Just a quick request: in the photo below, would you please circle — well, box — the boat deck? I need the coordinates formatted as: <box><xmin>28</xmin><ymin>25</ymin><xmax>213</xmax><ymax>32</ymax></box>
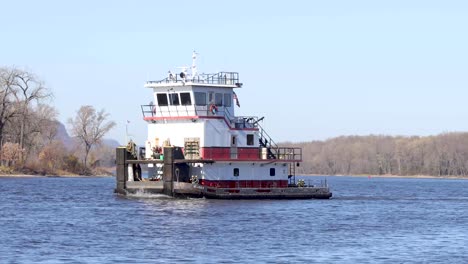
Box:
<box><xmin>124</xmin><ymin>181</ymin><xmax>331</xmax><ymax>199</ymax></box>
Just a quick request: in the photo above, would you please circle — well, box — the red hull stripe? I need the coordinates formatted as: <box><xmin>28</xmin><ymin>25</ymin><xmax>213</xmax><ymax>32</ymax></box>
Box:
<box><xmin>199</xmin><ymin>179</ymin><xmax>288</xmax><ymax>188</ymax></box>
<box><xmin>200</xmin><ymin>147</ymin><xmax>260</xmax><ymax>160</ymax></box>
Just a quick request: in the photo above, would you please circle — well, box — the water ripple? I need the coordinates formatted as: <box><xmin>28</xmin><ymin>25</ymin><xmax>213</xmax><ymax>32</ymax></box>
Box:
<box><xmin>0</xmin><ymin>176</ymin><xmax>467</xmax><ymax>263</ymax></box>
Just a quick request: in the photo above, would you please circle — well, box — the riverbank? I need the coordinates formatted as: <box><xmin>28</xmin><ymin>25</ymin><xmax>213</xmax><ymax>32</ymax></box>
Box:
<box><xmin>0</xmin><ymin>174</ymin><xmax>114</xmax><ymax>178</ymax></box>
<box><xmin>0</xmin><ymin>167</ymin><xmax>115</xmax><ymax>178</ymax></box>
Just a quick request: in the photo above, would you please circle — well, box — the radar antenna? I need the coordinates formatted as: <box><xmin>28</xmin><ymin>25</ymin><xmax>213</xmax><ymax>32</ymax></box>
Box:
<box><xmin>174</xmin><ymin>51</ymin><xmax>200</xmax><ymax>85</ymax></box>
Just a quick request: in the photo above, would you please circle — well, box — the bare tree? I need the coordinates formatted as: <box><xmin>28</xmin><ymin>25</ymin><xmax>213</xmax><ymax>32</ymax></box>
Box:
<box><xmin>34</xmin><ymin>104</ymin><xmax>59</xmax><ymax>144</ymax></box>
<box><xmin>10</xmin><ymin>68</ymin><xmax>52</xmax><ymax>162</ymax></box>
<box><xmin>0</xmin><ymin>67</ymin><xmax>18</xmax><ymax>148</ymax></box>
<box><xmin>0</xmin><ymin>67</ymin><xmax>53</xmax><ymax>165</ymax></box>
<box><xmin>3</xmin><ymin>103</ymin><xmax>59</xmax><ymax>163</ymax></box>
<box><xmin>68</xmin><ymin>105</ymin><xmax>116</xmax><ymax>171</ymax></box>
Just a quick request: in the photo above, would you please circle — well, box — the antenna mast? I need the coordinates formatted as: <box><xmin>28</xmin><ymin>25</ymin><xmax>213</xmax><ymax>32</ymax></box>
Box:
<box><xmin>191</xmin><ymin>50</ymin><xmax>198</xmax><ymax>78</ymax></box>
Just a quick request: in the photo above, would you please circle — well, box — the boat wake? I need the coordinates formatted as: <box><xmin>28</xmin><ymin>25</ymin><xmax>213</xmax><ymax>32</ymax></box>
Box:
<box><xmin>126</xmin><ymin>190</ymin><xmax>174</xmax><ymax>199</ymax></box>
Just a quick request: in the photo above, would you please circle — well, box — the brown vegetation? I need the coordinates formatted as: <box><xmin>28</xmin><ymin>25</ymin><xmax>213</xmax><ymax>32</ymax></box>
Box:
<box><xmin>0</xmin><ymin>66</ymin><xmax>116</xmax><ymax>176</ymax></box>
<box><xmin>283</xmin><ymin>133</ymin><xmax>468</xmax><ymax>177</ymax></box>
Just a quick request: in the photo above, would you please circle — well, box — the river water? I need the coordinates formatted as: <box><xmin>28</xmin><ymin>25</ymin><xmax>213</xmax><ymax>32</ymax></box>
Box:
<box><xmin>0</xmin><ymin>176</ymin><xmax>467</xmax><ymax>263</ymax></box>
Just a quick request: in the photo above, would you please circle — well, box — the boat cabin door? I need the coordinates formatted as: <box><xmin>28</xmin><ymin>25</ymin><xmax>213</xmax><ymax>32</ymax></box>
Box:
<box><xmin>230</xmin><ymin>135</ymin><xmax>238</xmax><ymax>159</ymax></box>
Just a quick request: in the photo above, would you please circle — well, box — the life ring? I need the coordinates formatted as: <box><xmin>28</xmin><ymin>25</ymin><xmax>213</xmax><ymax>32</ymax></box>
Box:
<box><xmin>209</xmin><ymin>104</ymin><xmax>218</xmax><ymax>115</ymax></box>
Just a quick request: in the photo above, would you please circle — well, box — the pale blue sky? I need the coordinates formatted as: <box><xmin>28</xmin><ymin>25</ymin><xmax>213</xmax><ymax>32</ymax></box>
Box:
<box><xmin>1</xmin><ymin>0</ymin><xmax>467</xmax><ymax>144</ymax></box>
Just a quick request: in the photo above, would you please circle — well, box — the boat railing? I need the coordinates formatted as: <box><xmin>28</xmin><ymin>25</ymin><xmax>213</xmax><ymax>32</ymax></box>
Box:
<box><xmin>200</xmin><ymin>147</ymin><xmax>301</xmax><ymax>161</ymax></box>
<box><xmin>141</xmin><ymin>105</ymin><xmax>258</xmax><ymax>128</ymax></box>
<box><xmin>270</xmin><ymin>147</ymin><xmax>302</xmax><ymax>161</ymax></box>
<box><xmin>202</xmin><ymin>148</ymin><xmax>260</xmax><ymax>160</ymax></box>
<box><xmin>142</xmin><ymin>105</ymin><xmax>214</xmax><ymax>118</ymax></box>
<box><xmin>141</xmin><ymin>104</ymin><xmax>198</xmax><ymax>118</ymax></box>
<box><xmin>256</xmin><ymin>121</ymin><xmax>278</xmax><ymax>149</ymax></box>
<box><xmin>232</xmin><ymin>116</ymin><xmax>260</xmax><ymax>129</ymax></box>
<box><xmin>146</xmin><ymin>72</ymin><xmax>241</xmax><ymax>86</ymax></box>
<box><xmin>141</xmin><ymin>105</ymin><xmax>156</xmax><ymax>118</ymax></box>
<box><xmin>289</xmin><ymin>178</ymin><xmax>328</xmax><ymax>188</ymax></box>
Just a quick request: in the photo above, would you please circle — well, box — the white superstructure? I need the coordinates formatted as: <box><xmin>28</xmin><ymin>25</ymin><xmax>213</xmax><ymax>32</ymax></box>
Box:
<box><xmin>141</xmin><ymin>52</ymin><xmax>302</xmax><ymax>190</ymax></box>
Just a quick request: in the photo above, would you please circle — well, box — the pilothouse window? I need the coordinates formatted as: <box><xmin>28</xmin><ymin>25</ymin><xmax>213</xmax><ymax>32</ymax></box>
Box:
<box><xmin>215</xmin><ymin>93</ymin><xmax>223</xmax><ymax>106</ymax></box>
<box><xmin>156</xmin><ymin>93</ymin><xmax>168</xmax><ymax>106</ymax></box>
<box><xmin>194</xmin><ymin>92</ymin><xmax>207</xmax><ymax>106</ymax></box>
<box><xmin>180</xmin><ymin>93</ymin><xmax>192</xmax><ymax>105</ymax></box>
<box><xmin>169</xmin><ymin>93</ymin><xmax>180</xmax><ymax>105</ymax></box>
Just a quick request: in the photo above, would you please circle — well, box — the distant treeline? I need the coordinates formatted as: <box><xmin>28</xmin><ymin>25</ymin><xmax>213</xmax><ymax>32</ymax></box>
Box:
<box><xmin>283</xmin><ymin>133</ymin><xmax>468</xmax><ymax>177</ymax></box>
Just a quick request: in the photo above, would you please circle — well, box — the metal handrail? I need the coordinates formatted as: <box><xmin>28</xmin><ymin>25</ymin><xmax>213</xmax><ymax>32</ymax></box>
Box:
<box><xmin>141</xmin><ymin>105</ymin><xmax>259</xmax><ymax>128</ymax></box>
<box><xmin>201</xmin><ymin>147</ymin><xmax>301</xmax><ymax>161</ymax></box>
<box><xmin>141</xmin><ymin>104</ymin><xmax>202</xmax><ymax>118</ymax></box>
<box><xmin>256</xmin><ymin>120</ymin><xmax>278</xmax><ymax>149</ymax></box>
<box><xmin>273</xmin><ymin>147</ymin><xmax>302</xmax><ymax>161</ymax></box>
<box><xmin>146</xmin><ymin>72</ymin><xmax>240</xmax><ymax>86</ymax></box>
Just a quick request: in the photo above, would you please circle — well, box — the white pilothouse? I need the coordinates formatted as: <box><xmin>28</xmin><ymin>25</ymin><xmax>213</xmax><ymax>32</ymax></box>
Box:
<box><xmin>115</xmin><ymin>52</ymin><xmax>331</xmax><ymax>199</ymax></box>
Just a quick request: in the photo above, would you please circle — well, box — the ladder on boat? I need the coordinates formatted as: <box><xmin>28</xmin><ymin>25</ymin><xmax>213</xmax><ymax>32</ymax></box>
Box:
<box><xmin>288</xmin><ymin>162</ymin><xmax>296</xmax><ymax>185</ymax></box>
<box><xmin>257</xmin><ymin>121</ymin><xmax>278</xmax><ymax>159</ymax></box>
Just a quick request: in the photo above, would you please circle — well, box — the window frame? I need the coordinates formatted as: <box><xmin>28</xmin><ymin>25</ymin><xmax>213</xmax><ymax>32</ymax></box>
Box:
<box><xmin>215</xmin><ymin>93</ymin><xmax>223</xmax><ymax>106</ymax></box>
<box><xmin>270</xmin><ymin>168</ymin><xmax>275</xmax><ymax>176</ymax></box>
<box><xmin>247</xmin><ymin>134</ymin><xmax>254</xmax><ymax>146</ymax></box>
<box><xmin>194</xmin><ymin>92</ymin><xmax>207</xmax><ymax>106</ymax></box>
<box><xmin>156</xmin><ymin>93</ymin><xmax>169</xmax><ymax>106</ymax></box>
<box><xmin>169</xmin><ymin>93</ymin><xmax>180</xmax><ymax>106</ymax></box>
<box><xmin>180</xmin><ymin>92</ymin><xmax>192</xmax><ymax>105</ymax></box>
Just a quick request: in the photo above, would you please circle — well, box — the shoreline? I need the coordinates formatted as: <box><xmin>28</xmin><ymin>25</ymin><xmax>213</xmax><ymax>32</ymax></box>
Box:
<box><xmin>2</xmin><ymin>174</ymin><xmax>465</xmax><ymax>179</ymax></box>
<box><xmin>0</xmin><ymin>174</ymin><xmax>114</xmax><ymax>178</ymax></box>
<box><xmin>0</xmin><ymin>167</ymin><xmax>115</xmax><ymax>178</ymax></box>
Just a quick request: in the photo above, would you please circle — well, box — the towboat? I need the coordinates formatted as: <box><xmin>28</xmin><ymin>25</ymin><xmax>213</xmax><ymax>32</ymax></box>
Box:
<box><xmin>115</xmin><ymin>52</ymin><xmax>332</xmax><ymax>199</ymax></box>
